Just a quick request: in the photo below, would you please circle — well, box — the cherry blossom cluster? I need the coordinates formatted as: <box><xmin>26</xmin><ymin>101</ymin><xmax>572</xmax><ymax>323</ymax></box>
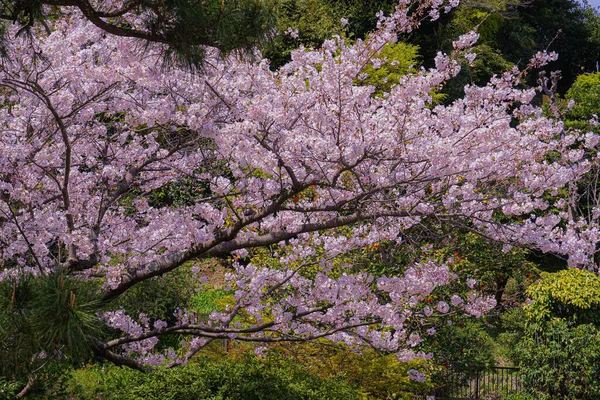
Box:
<box><xmin>99</xmin><ymin>260</ymin><xmax>493</xmax><ymax>366</ymax></box>
<box><xmin>0</xmin><ymin>0</ymin><xmax>597</xmax><ymax>370</ymax></box>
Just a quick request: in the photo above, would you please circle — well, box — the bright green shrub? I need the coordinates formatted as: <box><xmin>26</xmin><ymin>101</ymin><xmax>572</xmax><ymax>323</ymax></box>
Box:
<box><xmin>524</xmin><ymin>268</ymin><xmax>600</xmax><ymax>324</ymax></box>
<box><xmin>356</xmin><ymin>42</ymin><xmax>421</xmax><ymax>97</ymax></box>
<box><xmin>566</xmin><ymin>72</ymin><xmax>600</xmax><ymax>122</ymax></box>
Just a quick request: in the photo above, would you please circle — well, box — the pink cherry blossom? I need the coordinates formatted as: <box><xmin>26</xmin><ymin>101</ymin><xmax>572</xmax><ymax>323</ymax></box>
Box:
<box><xmin>0</xmin><ymin>0</ymin><xmax>596</xmax><ymax>369</ymax></box>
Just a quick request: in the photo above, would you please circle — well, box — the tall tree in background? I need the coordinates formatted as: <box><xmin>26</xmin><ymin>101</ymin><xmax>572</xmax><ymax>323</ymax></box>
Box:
<box><xmin>410</xmin><ymin>0</ymin><xmax>600</xmax><ymax>95</ymax></box>
<box><xmin>514</xmin><ymin>0</ymin><xmax>600</xmax><ymax>92</ymax></box>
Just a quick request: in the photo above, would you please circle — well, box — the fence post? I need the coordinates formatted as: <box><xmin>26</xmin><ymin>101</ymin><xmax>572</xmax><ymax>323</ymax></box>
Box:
<box><xmin>475</xmin><ymin>369</ymin><xmax>480</xmax><ymax>399</ymax></box>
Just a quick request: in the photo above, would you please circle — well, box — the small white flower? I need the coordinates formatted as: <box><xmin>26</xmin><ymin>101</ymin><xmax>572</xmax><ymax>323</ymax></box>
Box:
<box><xmin>465</xmin><ymin>52</ymin><xmax>477</xmax><ymax>64</ymax></box>
<box><xmin>466</xmin><ymin>278</ymin><xmax>478</xmax><ymax>289</ymax></box>
<box><xmin>408</xmin><ymin>369</ymin><xmax>427</xmax><ymax>382</ymax></box>
<box><xmin>285</xmin><ymin>27</ymin><xmax>299</xmax><ymax>39</ymax></box>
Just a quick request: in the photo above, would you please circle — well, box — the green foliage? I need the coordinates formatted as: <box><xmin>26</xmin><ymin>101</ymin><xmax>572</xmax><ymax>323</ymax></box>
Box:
<box><xmin>499</xmin><ymin>270</ymin><xmax>600</xmax><ymax>399</ymax></box>
<box><xmin>148</xmin><ymin>176</ymin><xmax>212</xmax><ymax>208</ymax></box>
<box><xmin>0</xmin><ymin>0</ymin><xmax>44</xmax><ymax>35</ymax></box>
<box><xmin>517</xmin><ymin>319</ymin><xmax>600</xmax><ymax>400</ymax></box>
<box><xmin>495</xmin><ymin>307</ymin><xmax>527</xmax><ymax>363</ymax></box>
<box><xmin>54</xmin><ymin>356</ymin><xmax>360</xmax><ymax>400</ymax></box>
<box><xmin>411</xmin><ymin>1</ymin><xmax>522</xmax><ymax>64</ymax></box>
<box><xmin>366</xmin><ymin>230</ymin><xmax>538</xmax><ymax>308</ymax></box>
<box><xmin>356</xmin><ymin>42</ymin><xmax>421</xmax><ymax>97</ymax></box>
<box><xmin>0</xmin><ymin>378</ymin><xmax>20</xmax><ymax>400</ymax></box>
<box><xmin>427</xmin><ymin>320</ymin><xmax>496</xmax><ymax>380</ymax></box>
<box><xmin>112</xmin><ymin>262</ymin><xmax>200</xmax><ymax>323</ymax></box>
<box><xmin>160</xmin><ymin>0</ymin><xmax>276</xmax><ymax>67</ymax></box>
<box><xmin>335</xmin><ymin>353</ymin><xmax>431</xmax><ymax>399</ymax></box>
<box><xmin>504</xmin><ymin>393</ymin><xmax>536</xmax><ymax>400</ymax></box>
<box><xmin>263</xmin><ymin>0</ymin><xmax>409</xmax><ymax>71</ymax></box>
<box><xmin>29</xmin><ymin>273</ymin><xmax>102</xmax><ymax>358</ymax></box>
<box><xmin>268</xmin><ymin>342</ymin><xmax>433</xmax><ymax>399</ymax></box>
<box><xmin>337</xmin><ymin>0</ymin><xmax>397</xmax><ymax>37</ymax></box>
<box><xmin>565</xmin><ymin>72</ymin><xmax>600</xmax><ymax>122</ymax></box>
<box><xmin>370</xmin><ymin>231</ymin><xmax>536</xmax><ymax>299</ymax></box>
<box><xmin>190</xmin><ymin>288</ymin><xmax>232</xmax><ymax>315</ymax></box>
<box><xmin>411</xmin><ymin>0</ymin><xmax>600</xmax><ymax>94</ymax></box>
<box><xmin>263</xmin><ymin>0</ymin><xmax>347</xmax><ymax>69</ymax></box>
<box><xmin>0</xmin><ymin>272</ymin><xmax>102</xmax><ymax>383</ymax></box>
<box><xmin>524</xmin><ymin>268</ymin><xmax>600</xmax><ymax>324</ymax></box>
<box><xmin>464</xmin><ymin>44</ymin><xmax>514</xmax><ymax>83</ymax></box>
<box><xmin>516</xmin><ymin>0</ymin><xmax>600</xmax><ymax>93</ymax></box>
<box><xmin>449</xmin><ymin>233</ymin><xmax>536</xmax><ymax>307</ymax></box>
<box><xmin>439</xmin><ymin>44</ymin><xmax>514</xmax><ymax>102</ymax></box>
<box><xmin>42</xmin><ymin>363</ymin><xmax>143</xmax><ymax>399</ymax></box>
<box><xmin>448</xmin><ymin>1</ymin><xmax>515</xmax><ymax>42</ymax></box>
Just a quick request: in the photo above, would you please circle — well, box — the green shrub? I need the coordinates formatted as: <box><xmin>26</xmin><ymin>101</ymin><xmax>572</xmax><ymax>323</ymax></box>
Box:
<box><xmin>56</xmin><ymin>355</ymin><xmax>360</xmax><ymax>400</ymax></box>
<box><xmin>504</xmin><ymin>392</ymin><xmax>536</xmax><ymax>400</ymax></box>
<box><xmin>264</xmin><ymin>342</ymin><xmax>433</xmax><ymax>399</ymax></box>
<box><xmin>524</xmin><ymin>268</ymin><xmax>600</xmax><ymax>325</ymax></box>
<box><xmin>111</xmin><ymin>262</ymin><xmax>200</xmax><ymax>323</ymax></box>
<box><xmin>0</xmin><ymin>378</ymin><xmax>20</xmax><ymax>400</ymax></box>
<box><xmin>516</xmin><ymin>319</ymin><xmax>600</xmax><ymax>400</ymax></box>
<box><xmin>566</xmin><ymin>72</ymin><xmax>600</xmax><ymax>122</ymax></box>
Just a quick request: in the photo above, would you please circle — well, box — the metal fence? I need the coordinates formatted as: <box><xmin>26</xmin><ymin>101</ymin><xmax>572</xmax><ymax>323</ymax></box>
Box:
<box><xmin>431</xmin><ymin>367</ymin><xmax>522</xmax><ymax>399</ymax></box>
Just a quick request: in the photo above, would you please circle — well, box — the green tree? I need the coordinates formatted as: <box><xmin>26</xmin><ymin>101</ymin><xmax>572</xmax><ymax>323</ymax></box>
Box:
<box><xmin>514</xmin><ymin>0</ymin><xmax>600</xmax><ymax>93</ymax></box>
<box><xmin>517</xmin><ymin>320</ymin><xmax>600</xmax><ymax>400</ymax></box>
<box><xmin>411</xmin><ymin>0</ymin><xmax>600</xmax><ymax>96</ymax></box>
<box><xmin>524</xmin><ymin>268</ymin><xmax>600</xmax><ymax>325</ymax></box>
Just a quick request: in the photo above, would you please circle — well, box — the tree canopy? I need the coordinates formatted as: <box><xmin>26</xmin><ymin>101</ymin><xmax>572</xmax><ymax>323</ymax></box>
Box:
<box><xmin>0</xmin><ymin>0</ymin><xmax>275</xmax><ymax>66</ymax></box>
<box><xmin>1</xmin><ymin>0</ymin><xmax>600</xmax><ymax>396</ymax></box>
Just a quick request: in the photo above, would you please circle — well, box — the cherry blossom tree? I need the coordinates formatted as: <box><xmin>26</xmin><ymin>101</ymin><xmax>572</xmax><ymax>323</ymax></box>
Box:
<box><xmin>0</xmin><ymin>0</ymin><xmax>597</xmax><ymax>374</ymax></box>
<box><xmin>0</xmin><ymin>0</ymin><xmax>274</xmax><ymax>66</ymax></box>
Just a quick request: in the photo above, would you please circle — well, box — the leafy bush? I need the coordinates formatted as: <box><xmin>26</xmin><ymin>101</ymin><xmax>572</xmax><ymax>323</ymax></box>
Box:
<box><xmin>432</xmin><ymin>319</ymin><xmax>495</xmax><ymax>374</ymax></box>
<box><xmin>503</xmin><ymin>393</ymin><xmax>536</xmax><ymax>400</ymax></box>
<box><xmin>55</xmin><ymin>355</ymin><xmax>360</xmax><ymax>400</ymax></box>
<box><xmin>501</xmin><ymin>269</ymin><xmax>600</xmax><ymax>399</ymax></box>
<box><xmin>524</xmin><ymin>268</ymin><xmax>600</xmax><ymax>324</ymax></box>
<box><xmin>427</xmin><ymin>319</ymin><xmax>496</xmax><ymax>395</ymax></box>
<box><xmin>112</xmin><ymin>262</ymin><xmax>201</xmax><ymax>324</ymax></box>
<box><xmin>517</xmin><ymin>320</ymin><xmax>600</xmax><ymax>400</ymax></box>
<box><xmin>566</xmin><ymin>72</ymin><xmax>600</xmax><ymax>122</ymax></box>
<box><xmin>356</xmin><ymin>42</ymin><xmax>422</xmax><ymax>97</ymax></box>
<box><xmin>0</xmin><ymin>378</ymin><xmax>20</xmax><ymax>400</ymax></box>
<box><xmin>264</xmin><ymin>342</ymin><xmax>433</xmax><ymax>399</ymax></box>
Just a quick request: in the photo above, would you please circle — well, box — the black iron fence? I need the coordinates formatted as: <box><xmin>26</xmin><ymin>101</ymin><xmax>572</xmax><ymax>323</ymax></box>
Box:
<box><xmin>431</xmin><ymin>366</ymin><xmax>522</xmax><ymax>399</ymax></box>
